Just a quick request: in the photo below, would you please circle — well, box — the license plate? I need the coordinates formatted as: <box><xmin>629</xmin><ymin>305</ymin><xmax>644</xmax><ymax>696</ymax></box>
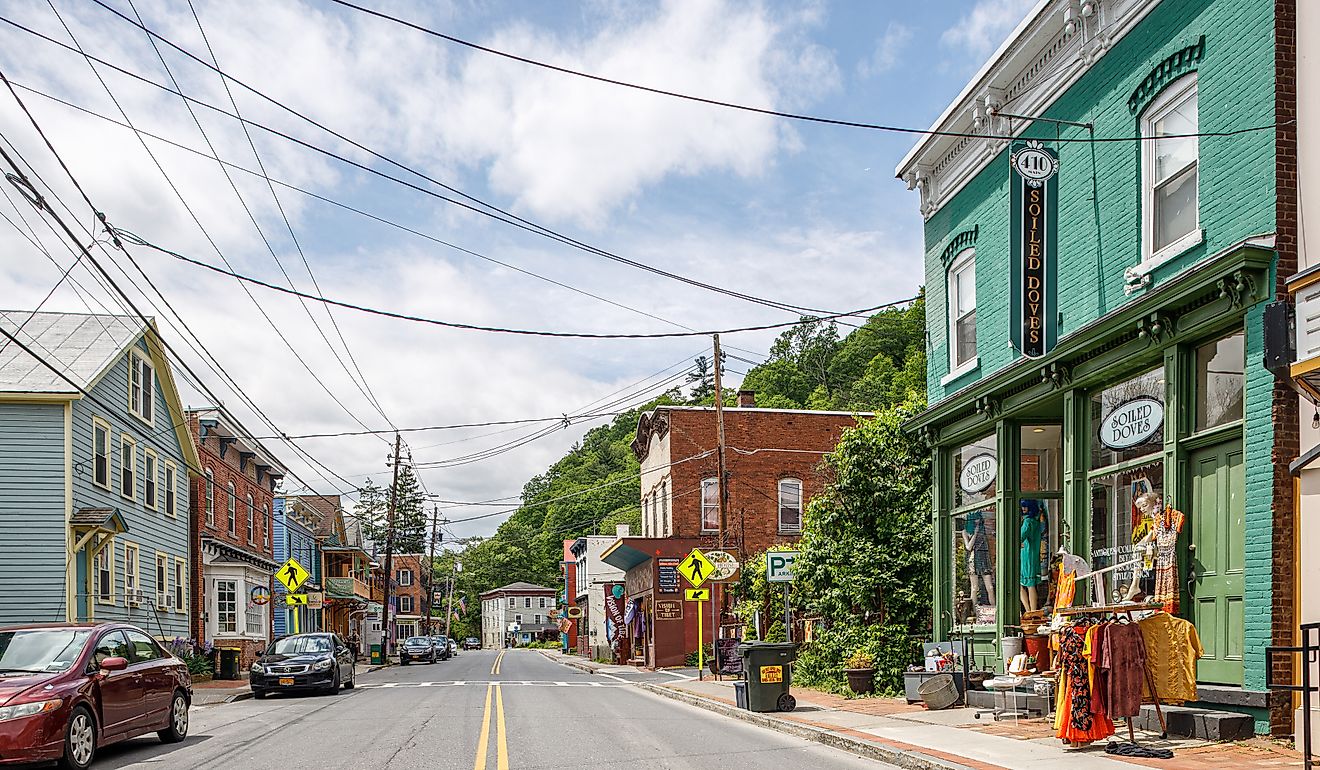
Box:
<box><xmin>279</xmin><ymin>677</ymin><xmax>295</xmax><ymax>686</ymax></box>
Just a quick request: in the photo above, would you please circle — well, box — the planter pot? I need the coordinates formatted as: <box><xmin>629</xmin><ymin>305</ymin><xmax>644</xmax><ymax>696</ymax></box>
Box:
<box><xmin>845</xmin><ymin>667</ymin><xmax>875</xmax><ymax>694</ymax></box>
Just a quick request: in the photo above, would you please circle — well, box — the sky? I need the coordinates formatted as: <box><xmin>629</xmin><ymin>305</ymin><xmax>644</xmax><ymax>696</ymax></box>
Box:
<box><xmin>0</xmin><ymin>0</ymin><xmax>1036</xmax><ymax>542</ymax></box>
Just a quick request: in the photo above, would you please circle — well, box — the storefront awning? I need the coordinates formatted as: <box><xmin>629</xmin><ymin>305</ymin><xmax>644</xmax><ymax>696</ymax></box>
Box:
<box><xmin>1291</xmin><ymin>441</ymin><xmax>1320</xmax><ymax>476</ymax></box>
<box><xmin>601</xmin><ymin>541</ymin><xmax>651</xmax><ymax>571</ymax></box>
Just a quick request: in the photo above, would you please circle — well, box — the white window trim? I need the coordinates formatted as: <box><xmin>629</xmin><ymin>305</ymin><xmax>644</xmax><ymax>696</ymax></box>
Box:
<box><xmin>95</xmin><ymin>540</ymin><xmax>115</xmax><ymax>605</ymax></box>
<box><xmin>204</xmin><ymin>468</ymin><xmax>215</xmax><ymax>525</ymax></box>
<box><xmin>143</xmin><ymin>448</ymin><xmax>158</xmax><ymax>510</ymax></box>
<box><xmin>92</xmin><ymin>417</ymin><xmax>112</xmax><ymax>490</ymax></box>
<box><xmin>127</xmin><ymin>349</ymin><xmax>155</xmax><ymax>425</ymax></box>
<box><xmin>399</xmin><ymin>595</ymin><xmax>414</xmax><ymax>614</ymax></box>
<box><xmin>399</xmin><ymin>569</ymin><xmax>413</xmax><ymax>586</ymax></box>
<box><xmin>119</xmin><ymin>435</ymin><xmax>137</xmax><ymax>501</ymax></box>
<box><xmin>155</xmin><ymin>552</ymin><xmax>169</xmax><ymax>611</ymax></box>
<box><xmin>946</xmin><ymin>248</ymin><xmax>978</xmax><ymax>380</ymax></box>
<box><xmin>1136</xmin><ymin>72</ymin><xmax>1202</xmax><ymax>278</ymax></box>
<box><xmin>163</xmin><ymin>461</ymin><xmax>178</xmax><ymax>518</ymax></box>
<box><xmin>700</xmin><ymin>477</ymin><xmax>720</xmax><ymax>531</ymax></box>
<box><xmin>215</xmin><ymin>578</ymin><xmax>238</xmax><ymax>635</ymax></box>
<box><xmin>123</xmin><ymin>542</ymin><xmax>140</xmax><ymax>605</ymax></box>
<box><xmin>227</xmin><ymin>482</ymin><xmax>237</xmax><ymax>535</ymax></box>
<box><xmin>174</xmin><ymin>559</ymin><xmax>187</xmax><ymax>615</ymax></box>
<box><xmin>247</xmin><ymin>493</ymin><xmax>256</xmax><ymax>543</ymax></box>
<box><xmin>778</xmin><ymin>478</ymin><xmax>804</xmax><ymax>533</ymax></box>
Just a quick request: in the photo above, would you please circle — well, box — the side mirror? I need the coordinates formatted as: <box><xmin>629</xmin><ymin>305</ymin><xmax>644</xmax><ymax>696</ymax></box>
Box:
<box><xmin>99</xmin><ymin>657</ymin><xmax>129</xmax><ymax>672</ymax></box>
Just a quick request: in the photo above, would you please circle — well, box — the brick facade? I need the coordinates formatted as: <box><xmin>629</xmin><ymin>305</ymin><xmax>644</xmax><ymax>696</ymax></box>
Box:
<box><xmin>389</xmin><ymin>553</ymin><xmax>429</xmax><ymax>640</ymax></box>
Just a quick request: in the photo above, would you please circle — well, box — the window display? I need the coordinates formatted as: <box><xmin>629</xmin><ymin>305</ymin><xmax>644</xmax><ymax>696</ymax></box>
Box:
<box><xmin>952</xmin><ymin>435</ymin><xmax>997</xmax><ymax>626</ymax></box>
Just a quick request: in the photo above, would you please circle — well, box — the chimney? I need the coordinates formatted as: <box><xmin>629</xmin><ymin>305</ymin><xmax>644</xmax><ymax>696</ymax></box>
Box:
<box><xmin>616</xmin><ymin>524</ymin><xmax>631</xmax><ymax>537</ymax></box>
<box><xmin>737</xmin><ymin>390</ymin><xmax>756</xmax><ymax>408</ymax></box>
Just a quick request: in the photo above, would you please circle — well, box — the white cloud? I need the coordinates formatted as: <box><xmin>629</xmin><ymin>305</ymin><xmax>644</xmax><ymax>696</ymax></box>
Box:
<box><xmin>857</xmin><ymin>22</ymin><xmax>912</xmax><ymax>79</ymax></box>
<box><xmin>940</xmin><ymin>0</ymin><xmax>1037</xmax><ymax>59</ymax></box>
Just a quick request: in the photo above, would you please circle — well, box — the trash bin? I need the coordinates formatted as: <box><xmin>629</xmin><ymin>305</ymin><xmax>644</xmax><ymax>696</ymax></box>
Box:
<box><xmin>370</xmin><ymin>644</ymin><xmax>382</xmax><ymax>665</ymax></box>
<box><xmin>218</xmin><ymin>648</ymin><xmax>241</xmax><ymax>680</ymax></box>
<box><xmin>733</xmin><ymin>681</ymin><xmax>749</xmax><ymax>710</ymax></box>
<box><xmin>736</xmin><ymin>641</ymin><xmax>797</xmax><ymax>712</ymax></box>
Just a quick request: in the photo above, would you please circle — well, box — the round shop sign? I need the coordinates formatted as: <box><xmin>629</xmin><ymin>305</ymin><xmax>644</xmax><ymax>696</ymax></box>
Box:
<box><xmin>958</xmin><ymin>453</ymin><xmax>998</xmax><ymax>495</ymax></box>
<box><xmin>1099</xmin><ymin>397</ymin><xmax>1164</xmax><ymax>450</ymax></box>
<box><xmin>705</xmin><ymin>551</ymin><xmax>740</xmax><ymax>582</ymax></box>
<box><xmin>1012</xmin><ymin>142</ymin><xmax>1059</xmax><ymax>185</ymax></box>
<box><xmin>249</xmin><ymin>586</ymin><xmax>270</xmax><ymax>606</ymax></box>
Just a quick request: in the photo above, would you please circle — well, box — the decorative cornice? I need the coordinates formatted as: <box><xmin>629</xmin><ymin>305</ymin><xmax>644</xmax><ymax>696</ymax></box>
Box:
<box><xmin>940</xmin><ymin>226</ymin><xmax>980</xmax><ymax>265</ymax></box>
<box><xmin>1128</xmin><ymin>36</ymin><xmax>1205</xmax><ymax>115</ymax></box>
<box><xmin>631</xmin><ymin>410</ymin><xmax>671</xmax><ymax>462</ymax></box>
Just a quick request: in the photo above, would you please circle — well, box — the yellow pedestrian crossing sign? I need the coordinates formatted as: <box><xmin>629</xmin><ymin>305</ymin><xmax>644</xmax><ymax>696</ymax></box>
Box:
<box><xmin>276</xmin><ymin>558</ymin><xmax>310</xmax><ymax>593</ymax></box>
<box><xmin>678</xmin><ymin>548</ymin><xmax>714</xmax><ymax>589</ymax></box>
<box><xmin>685</xmin><ymin>588</ymin><xmax>709</xmax><ymax>601</ymax></box>
<box><xmin>286</xmin><ymin>593</ymin><xmax>308</xmax><ymax>606</ymax></box>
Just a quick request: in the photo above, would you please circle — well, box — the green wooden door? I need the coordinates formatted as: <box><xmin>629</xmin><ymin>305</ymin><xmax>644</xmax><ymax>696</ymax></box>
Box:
<box><xmin>1187</xmin><ymin>441</ymin><xmax>1245</xmax><ymax>685</ymax></box>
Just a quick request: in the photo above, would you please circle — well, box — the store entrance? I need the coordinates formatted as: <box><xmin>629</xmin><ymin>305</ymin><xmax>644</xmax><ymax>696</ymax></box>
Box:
<box><xmin>1187</xmin><ymin>440</ymin><xmax>1244</xmax><ymax>685</ymax></box>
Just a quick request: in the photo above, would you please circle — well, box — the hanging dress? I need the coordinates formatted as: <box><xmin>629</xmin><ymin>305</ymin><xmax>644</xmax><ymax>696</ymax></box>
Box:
<box><xmin>1153</xmin><ymin>507</ymin><xmax>1185</xmax><ymax>614</ymax></box>
<box><xmin>1055</xmin><ymin>623</ymin><xmax>1115</xmax><ymax>745</ymax></box>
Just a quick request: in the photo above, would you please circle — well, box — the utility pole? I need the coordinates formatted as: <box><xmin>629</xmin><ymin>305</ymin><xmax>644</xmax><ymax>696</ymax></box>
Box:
<box><xmin>379</xmin><ymin>433</ymin><xmax>402</xmax><ymax>661</ymax></box>
<box><xmin>443</xmin><ymin>561</ymin><xmax>460</xmax><ymax>639</ymax></box>
<box><xmin>711</xmin><ymin>334</ymin><xmax>727</xmax><ymax>675</ymax></box>
<box><xmin>426</xmin><ymin>505</ymin><xmax>440</xmax><ymax>633</ymax></box>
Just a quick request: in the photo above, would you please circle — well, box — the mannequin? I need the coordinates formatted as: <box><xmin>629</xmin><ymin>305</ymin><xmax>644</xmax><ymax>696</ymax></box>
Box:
<box><xmin>1122</xmin><ymin>492</ymin><xmax>1160</xmax><ymax>602</ymax></box>
<box><xmin>1019</xmin><ymin>500</ymin><xmax>1044</xmax><ymax>612</ymax></box>
<box><xmin>963</xmin><ymin>510</ymin><xmax>995</xmax><ymax>610</ymax></box>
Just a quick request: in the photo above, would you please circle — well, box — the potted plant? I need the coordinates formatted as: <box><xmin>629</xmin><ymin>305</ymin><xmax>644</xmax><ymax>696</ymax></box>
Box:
<box><xmin>844</xmin><ymin>649</ymin><xmax>876</xmax><ymax>694</ymax></box>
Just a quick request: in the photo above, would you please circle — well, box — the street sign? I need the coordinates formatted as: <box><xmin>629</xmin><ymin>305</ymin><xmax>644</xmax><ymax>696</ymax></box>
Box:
<box><xmin>678</xmin><ymin>548</ymin><xmax>714</xmax><ymax>588</ymax></box>
<box><xmin>286</xmin><ymin>593</ymin><xmax>308</xmax><ymax>606</ymax></box>
<box><xmin>767</xmin><ymin>551</ymin><xmax>800</xmax><ymax>582</ymax></box>
<box><xmin>685</xmin><ymin>588</ymin><xmax>710</xmax><ymax>601</ymax></box>
<box><xmin>306</xmin><ymin>591</ymin><xmax>324</xmax><ymax>610</ymax></box>
<box><xmin>275</xmin><ymin>558</ymin><xmax>310</xmax><ymax>593</ymax></box>
<box><xmin>705</xmin><ymin>550</ymin><xmax>740</xmax><ymax>582</ymax></box>
<box><xmin>566</xmin><ymin>606</ymin><xmax>583</xmax><ymax>619</ymax></box>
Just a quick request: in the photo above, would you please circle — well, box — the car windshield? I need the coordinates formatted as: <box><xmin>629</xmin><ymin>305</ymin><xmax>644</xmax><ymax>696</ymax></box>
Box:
<box><xmin>433</xmin><ymin>636</ymin><xmax>447</xmax><ymax>644</ymax></box>
<box><xmin>0</xmin><ymin>629</ymin><xmax>93</xmax><ymax>674</ymax></box>
<box><xmin>270</xmin><ymin>636</ymin><xmax>331</xmax><ymax>655</ymax></box>
<box><xmin>405</xmin><ymin>637</ymin><xmax>429</xmax><ymax>645</ymax></box>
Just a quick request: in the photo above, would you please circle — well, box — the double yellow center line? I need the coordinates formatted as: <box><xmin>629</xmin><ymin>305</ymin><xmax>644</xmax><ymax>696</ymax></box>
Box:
<box><xmin>474</xmin><ymin>682</ymin><xmax>509</xmax><ymax>770</ymax></box>
<box><xmin>490</xmin><ymin>649</ymin><xmax>505</xmax><ymax>676</ymax></box>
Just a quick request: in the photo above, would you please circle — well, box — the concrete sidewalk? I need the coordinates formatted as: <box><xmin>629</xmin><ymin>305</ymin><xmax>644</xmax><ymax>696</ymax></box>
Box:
<box><xmin>540</xmin><ymin>651</ymin><xmax>1304</xmax><ymax>770</ymax></box>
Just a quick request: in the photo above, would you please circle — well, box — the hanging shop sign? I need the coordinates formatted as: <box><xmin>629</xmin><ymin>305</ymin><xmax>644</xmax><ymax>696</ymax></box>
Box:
<box><xmin>655</xmin><ymin>600</ymin><xmax>683</xmax><ymax>620</ymax></box>
<box><xmin>958</xmin><ymin>453</ymin><xmax>998</xmax><ymax>495</ymax></box>
<box><xmin>1099</xmin><ymin>397</ymin><xmax>1165</xmax><ymax>450</ymax></box>
<box><xmin>705</xmin><ymin>550</ymin><xmax>740</xmax><ymax>582</ymax></box>
<box><xmin>604</xmin><ymin>584</ymin><xmax>626</xmax><ymax>644</ymax></box>
<box><xmin>1010</xmin><ymin>140</ymin><xmax>1059</xmax><ymax>359</ymax></box>
<box><xmin>657</xmin><ymin>558</ymin><xmax>681</xmax><ymax>594</ymax></box>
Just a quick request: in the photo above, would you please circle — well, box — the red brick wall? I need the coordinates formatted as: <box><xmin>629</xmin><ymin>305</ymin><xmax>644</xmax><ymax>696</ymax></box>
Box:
<box><xmin>654</xmin><ymin>408</ymin><xmax>857</xmax><ymax>557</ymax></box>
<box><xmin>390</xmin><ymin>554</ymin><xmax>429</xmax><ymax>630</ymax></box>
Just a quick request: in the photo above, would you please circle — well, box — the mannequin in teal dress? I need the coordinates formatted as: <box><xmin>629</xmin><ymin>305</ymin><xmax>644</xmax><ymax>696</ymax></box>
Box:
<box><xmin>1019</xmin><ymin>499</ymin><xmax>1044</xmax><ymax>612</ymax></box>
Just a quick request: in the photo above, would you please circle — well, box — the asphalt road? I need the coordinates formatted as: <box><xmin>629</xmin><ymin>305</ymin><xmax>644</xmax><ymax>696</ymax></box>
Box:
<box><xmin>79</xmin><ymin>649</ymin><xmax>892</xmax><ymax>769</ymax></box>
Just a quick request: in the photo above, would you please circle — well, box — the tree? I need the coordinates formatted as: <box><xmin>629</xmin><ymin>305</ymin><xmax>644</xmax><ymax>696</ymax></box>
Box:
<box><xmin>684</xmin><ymin>352</ymin><xmax>725</xmax><ymax>403</ymax></box>
<box><xmin>354</xmin><ymin>478</ymin><xmax>388</xmax><ymax>549</ymax></box>
<box><xmin>388</xmin><ymin>465</ymin><xmax>429</xmax><ymax>554</ymax></box>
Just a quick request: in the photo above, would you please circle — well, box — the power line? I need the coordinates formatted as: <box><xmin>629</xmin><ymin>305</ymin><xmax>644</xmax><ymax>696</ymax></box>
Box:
<box><xmin>110</xmin><ymin>228</ymin><xmax>915</xmax><ymax>339</ymax></box>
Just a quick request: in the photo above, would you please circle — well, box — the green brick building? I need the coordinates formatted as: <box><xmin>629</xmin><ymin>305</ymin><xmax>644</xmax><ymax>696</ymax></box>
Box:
<box><xmin>897</xmin><ymin>0</ymin><xmax>1297</xmax><ymax>734</ymax></box>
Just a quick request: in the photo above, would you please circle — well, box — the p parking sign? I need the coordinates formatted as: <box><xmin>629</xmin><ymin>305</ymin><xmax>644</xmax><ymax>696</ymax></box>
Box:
<box><xmin>766</xmin><ymin>551</ymin><xmax>799</xmax><ymax>583</ymax></box>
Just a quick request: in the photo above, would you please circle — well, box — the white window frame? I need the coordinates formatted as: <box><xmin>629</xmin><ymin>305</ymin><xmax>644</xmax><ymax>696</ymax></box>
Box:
<box><xmin>164</xmin><ymin>462</ymin><xmax>177</xmax><ymax>518</ymax></box>
<box><xmin>92</xmin><ymin>418</ymin><xmax>111</xmax><ymax>490</ymax></box>
<box><xmin>263</xmin><ymin>504</ymin><xmax>270</xmax><ymax>549</ymax></box>
<box><xmin>701</xmin><ymin>477</ymin><xmax>719</xmax><ymax>531</ymax></box>
<box><xmin>128</xmin><ymin>350</ymin><xmax>154</xmax><ymax>424</ymax></box>
<box><xmin>216</xmin><ymin>579</ymin><xmax>238</xmax><ymax>634</ymax></box>
<box><xmin>124</xmin><ymin>542</ymin><xmax>140</xmax><ymax>605</ymax></box>
<box><xmin>245</xmin><ymin>581</ymin><xmax>264</xmax><ymax>634</ymax></box>
<box><xmin>945</xmin><ymin>248</ymin><xmax>978</xmax><ymax>382</ymax></box>
<box><xmin>660</xmin><ymin>480</ymin><xmax>669</xmax><ymax>536</ymax></box>
<box><xmin>119</xmin><ymin>435</ymin><xmax>136</xmax><ymax>501</ymax></box>
<box><xmin>399</xmin><ymin>569</ymin><xmax>413</xmax><ymax>586</ymax></box>
<box><xmin>778</xmin><ymin>478</ymin><xmax>803</xmax><ymax>533</ymax></box>
<box><xmin>204</xmin><ymin>468</ymin><xmax>215</xmax><ymax>525</ymax></box>
<box><xmin>95</xmin><ymin>541</ymin><xmax>115</xmax><ymax>605</ymax></box>
<box><xmin>1139</xmin><ymin>72</ymin><xmax>1202</xmax><ymax>271</ymax></box>
<box><xmin>156</xmin><ymin>552</ymin><xmax>169</xmax><ymax>610</ymax></box>
<box><xmin>227</xmin><ymin>482</ymin><xmax>237</xmax><ymax>535</ymax></box>
<box><xmin>246</xmin><ymin>493</ymin><xmax>256</xmax><ymax>543</ymax></box>
<box><xmin>539</xmin><ymin>597</ymin><xmax>546</xmax><ymax>608</ymax></box>
<box><xmin>508</xmin><ymin>597</ymin><xmax>515</xmax><ymax>608</ymax></box>
<box><xmin>143</xmin><ymin>449</ymin><xmax>158</xmax><ymax>510</ymax></box>
<box><xmin>174</xmin><ymin>559</ymin><xmax>186</xmax><ymax>615</ymax></box>
<box><xmin>642</xmin><ymin>495</ymin><xmax>651</xmax><ymax>536</ymax></box>
<box><xmin>399</xmin><ymin>595</ymin><xmax>414</xmax><ymax>614</ymax></box>
<box><xmin>534</xmin><ymin>614</ymin><xmax>542</xmax><ymax>624</ymax></box>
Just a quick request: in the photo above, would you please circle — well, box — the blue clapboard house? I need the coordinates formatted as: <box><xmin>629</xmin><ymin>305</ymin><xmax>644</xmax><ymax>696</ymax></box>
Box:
<box><xmin>0</xmin><ymin>311</ymin><xmax>199</xmax><ymax>638</ymax></box>
<box><xmin>273</xmin><ymin>496</ymin><xmax>323</xmax><ymax>635</ymax></box>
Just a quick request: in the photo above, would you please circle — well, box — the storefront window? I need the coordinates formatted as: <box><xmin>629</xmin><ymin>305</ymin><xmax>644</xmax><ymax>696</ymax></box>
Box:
<box><xmin>954</xmin><ymin>435</ymin><xmax>997</xmax><ymax>508</ymax></box>
<box><xmin>1018</xmin><ymin>498</ymin><xmax>1055</xmax><ymax>612</ymax></box>
<box><xmin>1020</xmin><ymin>426</ymin><xmax>1062</xmax><ymax>492</ymax></box>
<box><xmin>1196</xmin><ymin>332</ymin><xmax>1244</xmax><ymax>430</ymax></box>
<box><xmin>953</xmin><ymin>507</ymin><xmax>996</xmax><ymax>625</ymax></box>
<box><xmin>1091</xmin><ymin>368</ymin><xmax>1165</xmax><ymax>469</ymax></box>
<box><xmin>1089</xmin><ymin>465</ymin><xmax>1163</xmax><ymax>604</ymax></box>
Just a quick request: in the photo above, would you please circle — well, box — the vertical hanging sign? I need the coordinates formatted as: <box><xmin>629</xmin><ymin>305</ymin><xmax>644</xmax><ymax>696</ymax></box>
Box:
<box><xmin>1009</xmin><ymin>140</ymin><xmax>1059</xmax><ymax>358</ymax></box>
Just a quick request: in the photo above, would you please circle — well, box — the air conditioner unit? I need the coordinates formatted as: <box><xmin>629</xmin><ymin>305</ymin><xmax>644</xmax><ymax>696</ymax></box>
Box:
<box><xmin>126</xmin><ymin>589</ymin><xmax>143</xmax><ymax>606</ymax></box>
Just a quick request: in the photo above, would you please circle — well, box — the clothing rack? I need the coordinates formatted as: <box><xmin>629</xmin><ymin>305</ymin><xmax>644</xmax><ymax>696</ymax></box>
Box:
<box><xmin>1053</xmin><ymin>604</ymin><xmax>1168</xmax><ymax>740</ymax></box>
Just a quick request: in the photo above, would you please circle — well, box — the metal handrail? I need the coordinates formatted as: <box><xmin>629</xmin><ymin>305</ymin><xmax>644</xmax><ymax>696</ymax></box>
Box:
<box><xmin>1266</xmin><ymin>621</ymin><xmax>1320</xmax><ymax>769</ymax></box>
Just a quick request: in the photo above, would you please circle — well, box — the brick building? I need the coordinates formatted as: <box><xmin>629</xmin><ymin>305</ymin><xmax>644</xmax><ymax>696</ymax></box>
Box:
<box><xmin>389</xmin><ymin>553</ymin><xmax>428</xmax><ymax>642</ymax></box>
<box><xmin>609</xmin><ymin>399</ymin><xmax>859</xmax><ymax>668</ymax></box>
<box><xmin>187</xmin><ymin>407</ymin><xmax>287</xmax><ymax>668</ymax></box>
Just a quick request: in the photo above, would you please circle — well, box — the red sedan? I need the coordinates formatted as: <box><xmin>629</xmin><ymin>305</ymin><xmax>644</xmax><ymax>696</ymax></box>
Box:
<box><xmin>0</xmin><ymin>622</ymin><xmax>191</xmax><ymax>769</ymax></box>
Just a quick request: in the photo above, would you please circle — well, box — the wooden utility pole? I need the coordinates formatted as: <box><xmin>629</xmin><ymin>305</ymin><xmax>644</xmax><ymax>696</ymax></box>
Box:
<box><xmin>443</xmin><ymin>561</ymin><xmax>459</xmax><ymax>640</ymax></box>
<box><xmin>711</xmin><ymin>334</ymin><xmax>727</xmax><ymax>675</ymax></box>
<box><xmin>379</xmin><ymin>433</ymin><xmax>402</xmax><ymax>660</ymax></box>
<box><xmin>425</xmin><ymin>505</ymin><xmax>439</xmax><ymax>633</ymax></box>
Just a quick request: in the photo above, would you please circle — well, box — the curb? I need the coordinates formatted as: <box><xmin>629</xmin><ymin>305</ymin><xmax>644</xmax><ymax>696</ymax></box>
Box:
<box><xmin>634</xmin><ymin>682</ymin><xmax>978</xmax><ymax>770</ymax></box>
<box><xmin>536</xmin><ymin>650</ymin><xmax>603</xmax><ymax>675</ymax></box>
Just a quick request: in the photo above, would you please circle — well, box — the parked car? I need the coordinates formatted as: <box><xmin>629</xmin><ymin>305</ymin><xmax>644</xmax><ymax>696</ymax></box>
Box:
<box><xmin>429</xmin><ymin>636</ymin><xmax>451</xmax><ymax>660</ymax></box>
<box><xmin>463</xmin><ymin>637</ymin><xmax>480</xmax><ymax>650</ymax></box>
<box><xmin>0</xmin><ymin>622</ymin><xmax>191</xmax><ymax>770</ymax></box>
<box><xmin>399</xmin><ymin>636</ymin><xmax>436</xmax><ymax>665</ymax></box>
<box><xmin>249</xmin><ymin>634</ymin><xmax>355</xmax><ymax>699</ymax></box>
<box><xmin>448</xmin><ymin>639</ymin><xmax>459</xmax><ymax>657</ymax></box>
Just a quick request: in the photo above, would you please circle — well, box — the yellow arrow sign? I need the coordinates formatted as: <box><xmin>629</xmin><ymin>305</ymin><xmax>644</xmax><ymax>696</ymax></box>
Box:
<box><xmin>275</xmin><ymin>558</ymin><xmax>310</xmax><ymax>593</ymax></box>
<box><xmin>286</xmin><ymin>593</ymin><xmax>308</xmax><ymax>606</ymax></box>
<box><xmin>677</xmin><ymin>548</ymin><xmax>714</xmax><ymax>588</ymax></box>
<box><xmin>685</xmin><ymin>588</ymin><xmax>709</xmax><ymax>601</ymax></box>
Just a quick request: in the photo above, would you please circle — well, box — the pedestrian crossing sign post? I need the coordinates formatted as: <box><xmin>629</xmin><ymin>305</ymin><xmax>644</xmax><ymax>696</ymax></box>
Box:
<box><xmin>286</xmin><ymin>594</ymin><xmax>308</xmax><ymax>606</ymax></box>
<box><xmin>276</xmin><ymin>558</ymin><xmax>310</xmax><ymax>593</ymax></box>
<box><xmin>677</xmin><ymin>549</ymin><xmax>714</xmax><ymax>589</ymax></box>
<box><xmin>684</xmin><ymin>588</ymin><xmax>709</xmax><ymax>601</ymax></box>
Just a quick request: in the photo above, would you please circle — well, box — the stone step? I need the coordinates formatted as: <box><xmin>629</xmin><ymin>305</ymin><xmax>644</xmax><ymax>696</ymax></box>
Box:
<box><xmin>1132</xmin><ymin>704</ymin><xmax>1254</xmax><ymax>741</ymax></box>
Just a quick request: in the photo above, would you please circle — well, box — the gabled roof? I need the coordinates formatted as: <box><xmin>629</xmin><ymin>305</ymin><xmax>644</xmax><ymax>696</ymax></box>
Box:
<box><xmin>0</xmin><ymin>311</ymin><xmax>146</xmax><ymax>392</ymax></box>
<box><xmin>479</xmin><ymin>581</ymin><xmax>556</xmax><ymax>599</ymax></box>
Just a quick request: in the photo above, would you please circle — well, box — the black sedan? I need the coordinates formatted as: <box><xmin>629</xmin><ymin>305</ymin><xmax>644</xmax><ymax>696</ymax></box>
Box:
<box><xmin>250</xmin><ymin>634</ymin><xmax>355</xmax><ymax>698</ymax></box>
<box><xmin>430</xmin><ymin>636</ymin><xmax>452</xmax><ymax>660</ymax></box>
<box><xmin>399</xmin><ymin>636</ymin><xmax>437</xmax><ymax>665</ymax></box>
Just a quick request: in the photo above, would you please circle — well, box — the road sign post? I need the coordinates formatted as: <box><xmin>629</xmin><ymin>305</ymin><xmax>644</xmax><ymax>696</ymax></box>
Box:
<box><xmin>679</xmin><ymin>549</ymin><xmax>716</xmax><ymax>677</ymax></box>
<box><xmin>767</xmin><ymin>551</ymin><xmax>800</xmax><ymax>644</ymax></box>
<box><xmin>276</xmin><ymin>558</ymin><xmax>310</xmax><ymax>594</ymax></box>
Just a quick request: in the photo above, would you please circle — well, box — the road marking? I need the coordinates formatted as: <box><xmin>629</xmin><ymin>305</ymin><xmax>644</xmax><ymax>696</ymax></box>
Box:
<box><xmin>490</xmin><ymin>650</ymin><xmax>504</xmax><ymax>676</ymax></box>
<box><xmin>659</xmin><ymin>670</ymin><xmax>694</xmax><ymax>680</ymax></box>
<box><xmin>474</xmin><ymin>683</ymin><xmax>493</xmax><ymax>770</ymax></box>
<box><xmin>356</xmin><ymin>680</ymin><xmax>627</xmax><ymax>688</ymax></box>
<box><xmin>597</xmin><ymin>672</ymin><xmax>629</xmax><ymax>683</ymax></box>
<box><xmin>495</xmin><ymin>683</ymin><xmax>509</xmax><ymax>770</ymax></box>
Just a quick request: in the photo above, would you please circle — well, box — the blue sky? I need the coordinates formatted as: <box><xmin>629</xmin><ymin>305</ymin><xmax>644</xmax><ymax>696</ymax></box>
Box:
<box><xmin>0</xmin><ymin>0</ymin><xmax>1035</xmax><ymax>538</ymax></box>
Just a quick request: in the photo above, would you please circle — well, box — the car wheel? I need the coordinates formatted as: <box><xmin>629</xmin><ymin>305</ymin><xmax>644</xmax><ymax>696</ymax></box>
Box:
<box><xmin>324</xmin><ymin>668</ymin><xmax>341</xmax><ymax>695</ymax></box>
<box><xmin>343</xmin><ymin>664</ymin><xmax>356</xmax><ymax>689</ymax></box>
<box><xmin>58</xmin><ymin>705</ymin><xmax>96</xmax><ymax>770</ymax></box>
<box><xmin>252</xmin><ymin>689</ymin><xmax>267</xmax><ymax>700</ymax></box>
<box><xmin>158</xmin><ymin>691</ymin><xmax>189</xmax><ymax>743</ymax></box>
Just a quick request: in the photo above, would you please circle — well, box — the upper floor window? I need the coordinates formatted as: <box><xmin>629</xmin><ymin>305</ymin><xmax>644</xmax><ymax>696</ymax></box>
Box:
<box><xmin>524</xmin><ymin>597</ymin><xmax>532</xmax><ymax>608</ymax></box>
<box><xmin>778</xmin><ymin>478</ymin><xmax>803</xmax><ymax>533</ymax></box>
<box><xmin>164</xmin><ymin>462</ymin><xmax>177</xmax><ymax>518</ymax></box>
<box><xmin>246</xmin><ymin>494</ymin><xmax>256</xmax><ymax>542</ymax></box>
<box><xmin>947</xmin><ymin>249</ymin><xmax>976</xmax><ymax>374</ymax></box>
<box><xmin>508</xmin><ymin>597</ymin><xmax>515</xmax><ymax>608</ymax></box>
<box><xmin>93</xmin><ymin>418</ymin><xmax>110</xmax><ymax>489</ymax></box>
<box><xmin>399</xmin><ymin>569</ymin><xmax>413</xmax><ymax>586</ymax></box>
<box><xmin>204</xmin><ymin>468</ymin><xmax>215</xmax><ymax>525</ymax></box>
<box><xmin>642</xmin><ymin>495</ymin><xmax>651</xmax><ymax>536</ymax></box>
<box><xmin>263</xmin><ymin>505</ymin><xmax>270</xmax><ymax>548</ymax></box>
<box><xmin>227</xmin><ymin>482</ymin><xmax>237</xmax><ymax>535</ymax></box>
<box><xmin>128</xmin><ymin>350</ymin><xmax>154</xmax><ymax>423</ymax></box>
<box><xmin>701</xmin><ymin>477</ymin><xmax>719</xmax><ymax>531</ymax></box>
<box><xmin>399</xmin><ymin>595</ymin><xmax>414</xmax><ymax>614</ymax></box>
<box><xmin>1142</xmin><ymin>73</ymin><xmax>1200</xmax><ymax>264</ymax></box>
<box><xmin>539</xmin><ymin>597</ymin><xmax>546</xmax><ymax>608</ymax></box>
<box><xmin>144</xmin><ymin>450</ymin><xmax>158</xmax><ymax>510</ymax></box>
<box><xmin>119</xmin><ymin>436</ymin><xmax>136</xmax><ymax>500</ymax></box>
